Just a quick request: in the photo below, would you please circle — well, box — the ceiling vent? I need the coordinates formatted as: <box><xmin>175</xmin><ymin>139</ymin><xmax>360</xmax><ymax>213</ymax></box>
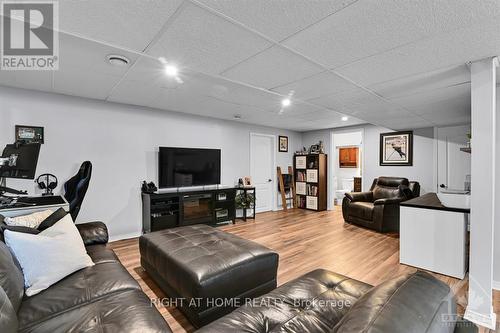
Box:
<box><xmin>107</xmin><ymin>54</ymin><xmax>130</xmax><ymax>66</ymax></box>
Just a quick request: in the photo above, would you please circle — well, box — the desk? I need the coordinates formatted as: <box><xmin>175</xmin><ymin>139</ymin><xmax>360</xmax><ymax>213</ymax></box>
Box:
<box><xmin>0</xmin><ymin>195</ymin><xmax>69</xmax><ymax>218</ymax></box>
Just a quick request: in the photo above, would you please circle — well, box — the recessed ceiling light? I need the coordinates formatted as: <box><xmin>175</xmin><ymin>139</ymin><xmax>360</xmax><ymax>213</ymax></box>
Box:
<box><xmin>158</xmin><ymin>57</ymin><xmax>168</xmax><ymax>64</ymax></box>
<box><xmin>341</xmin><ymin>116</ymin><xmax>349</xmax><ymax>121</ymax></box>
<box><xmin>164</xmin><ymin>64</ymin><xmax>178</xmax><ymax>77</ymax></box>
<box><xmin>281</xmin><ymin>98</ymin><xmax>291</xmax><ymax>107</ymax></box>
<box><xmin>107</xmin><ymin>54</ymin><xmax>130</xmax><ymax>66</ymax></box>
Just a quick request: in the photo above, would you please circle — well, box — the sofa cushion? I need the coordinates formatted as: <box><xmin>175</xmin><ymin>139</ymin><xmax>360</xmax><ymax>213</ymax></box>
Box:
<box><xmin>196</xmin><ymin>269</ymin><xmax>373</xmax><ymax>333</ymax></box>
<box><xmin>18</xmin><ymin>289</ymin><xmax>171</xmax><ymax>333</ymax></box>
<box><xmin>0</xmin><ymin>241</ymin><xmax>24</xmax><ymax>312</ymax></box>
<box><xmin>0</xmin><ymin>286</ymin><xmax>18</xmax><ymax>332</ymax></box>
<box><xmin>333</xmin><ymin>270</ymin><xmax>456</xmax><ymax>333</ymax></box>
<box><xmin>372</xmin><ymin>177</ymin><xmax>408</xmax><ymax>201</ymax></box>
<box><xmin>349</xmin><ymin>202</ymin><xmax>374</xmax><ymax>220</ymax></box>
<box><xmin>17</xmin><ymin>260</ymin><xmax>141</xmax><ymax>328</ymax></box>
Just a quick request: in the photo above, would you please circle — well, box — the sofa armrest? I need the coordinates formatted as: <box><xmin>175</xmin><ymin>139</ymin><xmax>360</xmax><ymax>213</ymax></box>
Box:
<box><xmin>345</xmin><ymin>192</ymin><xmax>373</xmax><ymax>202</ymax></box>
<box><xmin>76</xmin><ymin>222</ymin><xmax>109</xmax><ymax>246</ymax></box>
<box><xmin>373</xmin><ymin>197</ymin><xmax>403</xmax><ymax>206</ymax></box>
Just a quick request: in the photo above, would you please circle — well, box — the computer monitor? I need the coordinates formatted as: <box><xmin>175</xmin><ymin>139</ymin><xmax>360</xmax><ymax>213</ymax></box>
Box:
<box><xmin>0</xmin><ymin>142</ymin><xmax>41</xmax><ymax>180</ymax></box>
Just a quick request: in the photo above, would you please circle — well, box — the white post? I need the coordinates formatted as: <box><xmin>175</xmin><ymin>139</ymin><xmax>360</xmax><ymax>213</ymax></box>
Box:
<box><xmin>464</xmin><ymin>57</ymin><xmax>498</xmax><ymax>329</ymax></box>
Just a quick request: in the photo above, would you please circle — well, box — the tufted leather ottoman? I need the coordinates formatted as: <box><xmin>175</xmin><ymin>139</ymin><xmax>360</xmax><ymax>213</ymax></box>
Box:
<box><xmin>139</xmin><ymin>224</ymin><xmax>279</xmax><ymax>327</ymax></box>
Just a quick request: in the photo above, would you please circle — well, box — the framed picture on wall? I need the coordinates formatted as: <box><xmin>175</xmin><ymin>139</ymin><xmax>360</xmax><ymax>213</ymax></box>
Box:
<box><xmin>15</xmin><ymin>125</ymin><xmax>44</xmax><ymax>144</ymax></box>
<box><xmin>379</xmin><ymin>131</ymin><xmax>413</xmax><ymax>166</ymax></box>
<box><xmin>278</xmin><ymin>136</ymin><xmax>288</xmax><ymax>152</ymax></box>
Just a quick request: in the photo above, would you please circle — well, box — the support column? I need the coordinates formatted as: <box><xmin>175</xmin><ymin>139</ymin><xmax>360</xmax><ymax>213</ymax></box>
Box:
<box><xmin>464</xmin><ymin>57</ymin><xmax>498</xmax><ymax>329</ymax></box>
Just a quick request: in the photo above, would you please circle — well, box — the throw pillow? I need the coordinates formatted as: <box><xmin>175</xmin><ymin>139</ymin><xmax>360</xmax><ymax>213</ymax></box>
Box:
<box><xmin>4</xmin><ymin>214</ymin><xmax>94</xmax><ymax>296</ymax></box>
<box><xmin>37</xmin><ymin>208</ymin><xmax>68</xmax><ymax>231</ymax></box>
<box><xmin>4</xmin><ymin>209</ymin><xmax>53</xmax><ymax>229</ymax></box>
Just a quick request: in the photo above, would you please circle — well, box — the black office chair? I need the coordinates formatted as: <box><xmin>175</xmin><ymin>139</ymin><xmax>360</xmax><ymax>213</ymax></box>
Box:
<box><xmin>64</xmin><ymin>161</ymin><xmax>92</xmax><ymax>221</ymax></box>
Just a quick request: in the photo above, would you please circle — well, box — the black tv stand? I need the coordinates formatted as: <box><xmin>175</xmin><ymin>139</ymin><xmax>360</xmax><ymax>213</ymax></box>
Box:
<box><xmin>142</xmin><ymin>187</ymin><xmax>236</xmax><ymax>233</ymax></box>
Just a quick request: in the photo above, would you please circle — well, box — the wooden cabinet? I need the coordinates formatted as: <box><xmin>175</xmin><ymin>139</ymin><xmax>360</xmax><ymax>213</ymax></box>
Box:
<box><xmin>339</xmin><ymin>147</ymin><xmax>358</xmax><ymax>168</ymax></box>
<box><xmin>294</xmin><ymin>154</ymin><xmax>327</xmax><ymax>211</ymax></box>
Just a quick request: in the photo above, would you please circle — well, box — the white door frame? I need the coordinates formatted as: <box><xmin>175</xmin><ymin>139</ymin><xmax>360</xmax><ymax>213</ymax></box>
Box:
<box><xmin>329</xmin><ymin>127</ymin><xmax>365</xmax><ymax>211</ymax></box>
<box><xmin>250</xmin><ymin>132</ymin><xmax>277</xmax><ymax>212</ymax></box>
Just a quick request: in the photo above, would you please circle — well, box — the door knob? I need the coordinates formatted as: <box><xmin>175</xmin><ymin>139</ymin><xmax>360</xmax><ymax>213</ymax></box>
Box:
<box><xmin>439</xmin><ymin>184</ymin><xmax>446</xmax><ymax>188</ymax></box>
<box><xmin>268</xmin><ymin>179</ymin><xmax>272</xmax><ymax>182</ymax></box>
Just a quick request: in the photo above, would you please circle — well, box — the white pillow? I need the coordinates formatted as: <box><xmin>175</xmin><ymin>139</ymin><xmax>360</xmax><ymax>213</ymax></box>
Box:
<box><xmin>4</xmin><ymin>209</ymin><xmax>53</xmax><ymax>229</ymax></box>
<box><xmin>4</xmin><ymin>214</ymin><xmax>94</xmax><ymax>296</ymax></box>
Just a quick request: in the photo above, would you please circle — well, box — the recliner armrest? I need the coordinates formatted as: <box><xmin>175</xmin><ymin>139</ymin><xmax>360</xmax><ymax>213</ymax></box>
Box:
<box><xmin>373</xmin><ymin>197</ymin><xmax>403</xmax><ymax>205</ymax></box>
<box><xmin>345</xmin><ymin>192</ymin><xmax>373</xmax><ymax>202</ymax></box>
<box><xmin>76</xmin><ymin>221</ymin><xmax>109</xmax><ymax>246</ymax></box>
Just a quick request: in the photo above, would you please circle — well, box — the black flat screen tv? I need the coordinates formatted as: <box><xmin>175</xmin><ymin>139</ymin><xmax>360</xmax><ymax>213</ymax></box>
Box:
<box><xmin>158</xmin><ymin>147</ymin><xmax>221</xmax><ymax>188</ymax></box>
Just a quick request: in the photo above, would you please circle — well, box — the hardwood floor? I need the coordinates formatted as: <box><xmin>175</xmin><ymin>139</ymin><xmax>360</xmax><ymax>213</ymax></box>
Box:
<box><xmin>109</xmin><ymin>208</ymin><xmax>500</xmax><ymax>333</ymax></box>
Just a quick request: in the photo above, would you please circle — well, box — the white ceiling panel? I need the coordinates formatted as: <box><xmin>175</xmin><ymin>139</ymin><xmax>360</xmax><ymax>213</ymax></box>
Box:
<box><xmin>221</xmin><ymin>45</ymin><xmax>323</xmax><ymax>89</ymax></box>
<box><xmin>53</xmin><ymin>33</ymin><xmax>138</xmax><ymax>100</ymax></box>
<box><xmin>196</xmin><ymin>0</ymin><xmax>357</xmax><ymax>42</ymax></box>
<box><xmin>0</xmin><ymin>71</ymin><xmax>52</xmax><ymax>92</ymax></box>
<box><xmin>147</xmin><ymin>2</ymin><xmax>271</xmax><ymax>75</ymax></box>
<box><xmin>370</xmin><ymin>65</ymin><xmax>470</xmax><ymax>100</ymax></box>
<box><xmin>389</xmin><ymin>84</ymin><xmax>470</xmax><ymax>115</ymax></box>
<box><xmin>59</xmin><ymin>0</ymin><xmax>184</xmax><ymax>51</ymax></box>
<box><xmin>272</xmin><ymin>71</ymin><xmax>358</xmax><ymax>101</ymax></box>
<box><xmin>335</xmin><ymin>18</ymin><xmax>500</xmax><ymax>86</ymax></box>
<box><xmin>283</xmin><ymin>0</ymin><xmax>500</xmax><ymax>69</ymax></box>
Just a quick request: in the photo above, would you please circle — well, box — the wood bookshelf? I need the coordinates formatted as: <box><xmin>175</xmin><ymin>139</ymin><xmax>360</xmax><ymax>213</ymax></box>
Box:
<box><xmin>293</xmin><ymin>153</ymin><xmax>327</xmax><ymax>211</ymax></box>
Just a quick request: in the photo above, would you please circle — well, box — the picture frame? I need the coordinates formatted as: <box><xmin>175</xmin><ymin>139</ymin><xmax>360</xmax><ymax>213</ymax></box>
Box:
<box><xmin>278</xmin><ymin>135</ymin><xmax>288</xmax><ymax>152</ymax></box>
<box><xmin>243</xmin><ymin>176</ymin><xmax>253</xmax><ymax>187</ymax></box>
<box><xmin>15</xmin><ymin>125</ymin><xmax>44</xmax><ymax>144</ymax></box>
<box><xmin>380</xmin><ymin>131</ymin><xmax>413</xmax><ymax>166</ymax></box>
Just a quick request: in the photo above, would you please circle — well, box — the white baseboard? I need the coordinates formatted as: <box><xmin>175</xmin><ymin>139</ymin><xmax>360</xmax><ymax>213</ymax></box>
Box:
<box><xmin>109</xmin><ymin>231</ymin><xmax>141</xmax><ymax>243</ymax></box>
<box><xmin>464</xmin><ymin>308</ymin><xmax>497</xmax><ymax>330</ymax></box>
<box><xmin>493</xmin><ymin>280</ymin><xmax>500</xmax><ymax>291</ymax></box>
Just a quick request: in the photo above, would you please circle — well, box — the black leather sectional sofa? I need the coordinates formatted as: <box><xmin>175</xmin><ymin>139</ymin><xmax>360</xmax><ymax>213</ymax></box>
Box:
<box><xmin>0</xmin><ymin>222</ymin><xmax>171</xmax><ymax>333</ymax></box>
<box><xmin>197</xmin><ymin>269</ymin><xmax>477</xmax><ymax>333</ymax></box>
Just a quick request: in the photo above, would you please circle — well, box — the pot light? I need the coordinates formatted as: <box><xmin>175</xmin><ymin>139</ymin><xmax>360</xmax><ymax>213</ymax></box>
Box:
<box><xmin>281</xmin><ymin>98</ymin><xmax>291</xmax><ymax>107</ymax></box>
<box><xmin>107</xmin><ymin>54</ymin><xmax>130</xmax><ymax>66</ymax></box>
<box><xmin>164</xmin><ymin>64</ymin><xmax>178</xmax><ymax>77</ymax></box>
<box><xmin>341</xmin><ymin>116</ymin><xmax>349</xmax><ymax>121</ymax></box>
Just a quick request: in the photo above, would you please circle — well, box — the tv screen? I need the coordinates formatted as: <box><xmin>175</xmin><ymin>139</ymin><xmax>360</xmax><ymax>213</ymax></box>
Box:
<box><xmin>159</xmin><ymin>147</ymin><xmax>221</xmax><ymax>188</ymax></box>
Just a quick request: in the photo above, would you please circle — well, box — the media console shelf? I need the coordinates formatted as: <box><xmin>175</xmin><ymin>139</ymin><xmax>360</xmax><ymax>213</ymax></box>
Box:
<box><xmin>142</xmin><ymin>187</ymin><xmax>236</xmax><ymax>233</ymax></box>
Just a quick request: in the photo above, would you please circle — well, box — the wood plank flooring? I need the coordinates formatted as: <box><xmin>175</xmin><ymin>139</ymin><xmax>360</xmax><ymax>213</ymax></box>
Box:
<box><xmin>109</xmin><ymin>208</ymin><xmax>500</xmax><ymax>333</ymax></box>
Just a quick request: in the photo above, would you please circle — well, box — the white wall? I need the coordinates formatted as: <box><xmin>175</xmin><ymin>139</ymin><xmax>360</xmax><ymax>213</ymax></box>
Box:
<box><xmin>303</xmin><ymin>124</ymin><xmax>436</xmax><ymax>208</ymax></box>
<box><xmin>0</xmin><ymin>86</ymin><xmax>302</xmax><ymax>240</ymax></box>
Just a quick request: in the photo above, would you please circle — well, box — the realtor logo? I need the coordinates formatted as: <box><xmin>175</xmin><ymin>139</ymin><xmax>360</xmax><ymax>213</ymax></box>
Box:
<box><xmin>1</xmin><ymin>1</ymin><xmax>59</xmax><ymax>70</ymax></box>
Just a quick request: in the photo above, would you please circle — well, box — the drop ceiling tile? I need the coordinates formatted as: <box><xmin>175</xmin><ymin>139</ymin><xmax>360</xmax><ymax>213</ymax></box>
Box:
<box><xmin>53</xmin><ymin>33</ymin><xmax>139</xmax><ymax>100</ymax></box>
<box><xmin>0</xmin><ymin>71</ymin><xmax>52</xmax><ymax>92</ymax></box>
<box><xmin>147</xmin><ymin>2</ymin><xmax>272</xmax><ymax>75</ymax></box>
<box><xmin>390</xmin><ymin>83</ymin><xmax>470</xmax><ymax>112</ymax></box>
<box><xmin>272</xmin><ymin>71</ymin><xmax>358</xmax><ymax>101</ymax></box>
<box><xmin>335</xmin><ymin>18</ymin><xmax>500</xmax><ymax>86</ymax></box>
<box><xmin>283</xmin><ymin>0</ymin><xmax>500</xmax><ymax>68</ymax></box>
<box><xmin>221</xmin><ymin>45</ymin><xmax>323</xmax><ymax>89</ymax></box>
<box><xmin>197</xmin><ymin>0</ymin><xmax>357</xmax><ymax>41</ymax></box>
<box><xmin>370</xmin><ymin>65</ymin><xmax>470</xmax><ymax>99</ymax></box>
<box><xmin>60</xmin><ymin>0</ymin><xmax>184</xmax><ymax>51</ymax></box>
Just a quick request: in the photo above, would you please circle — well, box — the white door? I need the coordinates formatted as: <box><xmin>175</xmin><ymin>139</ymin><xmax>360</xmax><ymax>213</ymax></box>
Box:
<box><xmin>437</xmin><ymin>125</ymin><xmax>471</xmax><ymax>191</ymax></box>
<box><xmin>250</xmin><ymin>134</ymin><xmax>275</xmax><ymax>213</ymax></box>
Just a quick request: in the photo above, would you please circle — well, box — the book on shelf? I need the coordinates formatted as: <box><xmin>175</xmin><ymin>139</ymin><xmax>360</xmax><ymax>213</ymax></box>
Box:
<box><xmin>296</xmin><ymin>170</ymin><xmax>306</xmax><ymax>182</ymax></box>
<box><xmin>306</xmin><ymin>184</ymin><xmax>318</xmax><ymax>196</ymax></box>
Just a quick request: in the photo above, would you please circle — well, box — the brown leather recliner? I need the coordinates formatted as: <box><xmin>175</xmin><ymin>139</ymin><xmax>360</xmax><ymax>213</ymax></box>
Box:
<box><xmin>342</xmin><ymin>176</ymin><xmax>420</xmax><ymax>232</ymax></box>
